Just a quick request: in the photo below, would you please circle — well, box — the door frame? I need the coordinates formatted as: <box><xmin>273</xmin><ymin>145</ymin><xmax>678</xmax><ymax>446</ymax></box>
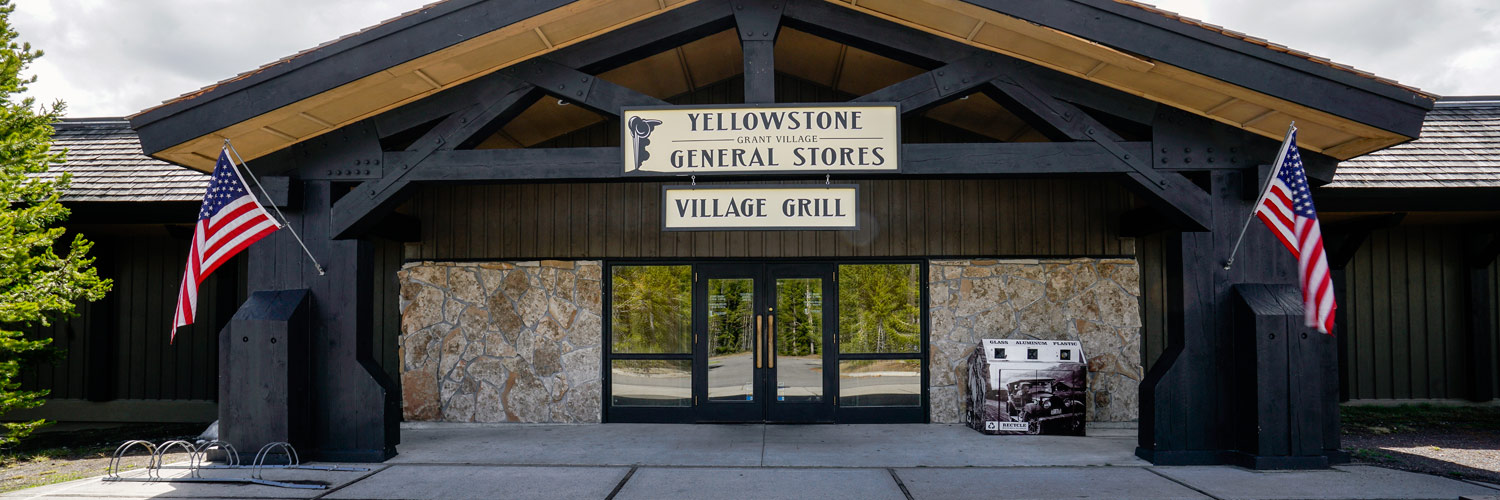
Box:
<box><xmin>602</xmin><ymin>259</ymin><xmax>929</xmax><ymax>424</ymax></box>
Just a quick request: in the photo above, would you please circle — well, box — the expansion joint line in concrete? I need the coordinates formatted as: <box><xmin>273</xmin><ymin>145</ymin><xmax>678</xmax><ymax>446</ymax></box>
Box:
<box><xmin>887</xmin><ymin>468</ymin><xmax>915</xmax><ymax>500</ymax></box>
<box><xmin>310</xmin><ymin>464</ymin><xmax>389</xmax><ymax>500</ymax></box>
<box><xmin>1144</xmin><ymin>467</ymin><xmax>1223</xmax><ymax>500</ymax></box>
<box><xmin>604</xmin><ymin>466</ymin><xmax>638</xmax><ymax>500</ymax></box>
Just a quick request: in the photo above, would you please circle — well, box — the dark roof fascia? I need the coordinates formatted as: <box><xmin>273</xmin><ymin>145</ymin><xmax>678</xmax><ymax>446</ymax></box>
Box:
<box><xmin>1315</xmin><ymin>186</ymin><xmax>1500</xmax><ymax>212</ymax></box>
<box><xmin>961</xmin><ymin>0</ymin><xmax>1433</xmax><ymax>138</ymax></box>
<box><xmin>129</xmin><ymin>0</ymin><xmax>573</xmax><ymax>156</ymax></box>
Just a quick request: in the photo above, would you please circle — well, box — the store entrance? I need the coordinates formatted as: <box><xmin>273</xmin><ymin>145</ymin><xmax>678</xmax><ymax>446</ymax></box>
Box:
<box><xmin>605</xmin><ymin>261</ymin><xmax>927</xmax><ymax>424</ymax></box>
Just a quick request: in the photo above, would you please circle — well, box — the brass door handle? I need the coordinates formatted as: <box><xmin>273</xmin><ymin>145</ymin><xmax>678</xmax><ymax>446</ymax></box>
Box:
<box><xmin>768</xmin><ymin>315</ymin><xmax>775</xmax><ymax>368</ymax></box>
<box><xmin>755</xmin><ymin>315</ymin><xmax>763</xmax><ymax>369</ymax></box>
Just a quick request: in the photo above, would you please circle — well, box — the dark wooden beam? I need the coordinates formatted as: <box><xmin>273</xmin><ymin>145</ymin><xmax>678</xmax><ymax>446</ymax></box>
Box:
<box><xmin>1316</xmin><ymin>187</ymin><xmax>1500</xmax><ymax>212</ymax></box>
<box><xmin>902</xmin><ymin>142</ymin><xmax>1149</xmax><ymax>175</ymax></box>
<box><xmin>399</xmin><ymin>147</ymin><xmax>619</xmax><ymax>182</ymax></box>
<box><xmin>500</xmin><ymin>58</ymin><xmax>668</xmax><ymax>117</ymax></box>
<box><xmin>854</xmin><ymin>53</ymin><xmax>1008</xmax><ymax>113</ymax></box>
<box><xmin>734</xmin><ymin>0</ymin><xmax>783</xmax><ymax>104</ymax></box>
<box><xmin>550</xmin><ymin>0</ymin><xmax>733</xmax><ymax>74</ymax></box>
<box><xmin>985</xmin><ymin>70</ymin><xmax>1209</xmax><ymax>230</ymax></box>
<box><xmin>962</xmin><ymin>0</ymin><xmax>1431</xmax><ymax>138</ymax></box>
<box><xmin>782</xmin><ymin>0</ymin><xmax>965</xmax><ymax>67</ymax></box>
<box><xmin>334</xmin><ymin>83</ymin><xmax>537</xmax><ymax>239</ymax></box>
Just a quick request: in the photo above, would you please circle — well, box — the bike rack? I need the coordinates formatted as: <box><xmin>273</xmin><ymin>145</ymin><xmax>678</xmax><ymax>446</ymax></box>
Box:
<box><xmin>102</xmin><ymin>439</ymin><xmax>370</xmax><ymax>490</ymax></box>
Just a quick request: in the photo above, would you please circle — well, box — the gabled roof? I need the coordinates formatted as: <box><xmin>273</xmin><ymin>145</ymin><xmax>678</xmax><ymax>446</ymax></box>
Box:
<box><xmin>44</xmin><ymin>118</ymin><xmax>207</xmax><ymax>202</ymax></box>
<box><xmin>130</xmin><ymin>0</ymin><xmax>1435</xmax><ymax>171</ymax></box>
<box><xmin>1330</xmin><ymin>97</ymin><xmax>1500</xmax><ymax>189</ymax></box>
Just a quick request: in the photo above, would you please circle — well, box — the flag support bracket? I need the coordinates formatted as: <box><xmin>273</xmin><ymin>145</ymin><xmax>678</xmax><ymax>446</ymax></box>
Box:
<box><xmin>1223</xmin><ymin>123</ymin><xmax>1297</xmax><ymax>270</ymax></box>
<box><xmin>224</xmin><ymin>140</ymin><xmax>326</xmax><ymax>276</ymax></box>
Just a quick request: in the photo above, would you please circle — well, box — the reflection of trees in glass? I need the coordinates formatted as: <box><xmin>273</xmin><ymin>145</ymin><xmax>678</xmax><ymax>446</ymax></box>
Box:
<box><xmin>839</xmin><ymin>264</ymin><xmax>920</xmax><ymax>353</ymax></box>
<box><xmin>708</xmin><ymin>279</ymin><xmax>753</xmax><ymax>356</ymax></box>
<box><xmin>611</xmin><ymin>266</ymin><xmax>692</xmax><ymax>353</ymax></box>
<box><xmin>776</xmin><ymin>279</ymin><xmax>822</xmax><ymax>357</ymax></box>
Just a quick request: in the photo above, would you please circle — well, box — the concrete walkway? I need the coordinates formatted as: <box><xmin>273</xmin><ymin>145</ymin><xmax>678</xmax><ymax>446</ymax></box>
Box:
<box><xmin>6</xmin><ymin>424</ymin><xmax>1499</xmax><ymax>500</ymax></box>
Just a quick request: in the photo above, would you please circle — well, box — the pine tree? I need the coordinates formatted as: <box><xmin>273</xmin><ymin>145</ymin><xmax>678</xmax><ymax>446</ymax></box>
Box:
<box><xmin>0</xmin><ymin>0</ymin><xmax>111</xmax><ymax>446</ymax></box>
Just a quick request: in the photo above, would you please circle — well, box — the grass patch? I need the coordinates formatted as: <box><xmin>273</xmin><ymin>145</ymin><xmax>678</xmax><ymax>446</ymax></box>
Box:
<box><xmin>1341</xmin><ymin>404</ymin><xmax>1500</xmax><ymax>435</ymax></box>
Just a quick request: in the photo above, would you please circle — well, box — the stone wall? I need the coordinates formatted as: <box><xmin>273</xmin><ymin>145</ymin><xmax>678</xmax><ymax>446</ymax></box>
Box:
<box><xmin>397</xmin><ymin>260</ymin><xmax>603</xmax><ymax>423</ymax></box>
<box><xmin>928</xmin><ymin>258</ymin><xmax>1142</xmax><ymax>423</ymax></box>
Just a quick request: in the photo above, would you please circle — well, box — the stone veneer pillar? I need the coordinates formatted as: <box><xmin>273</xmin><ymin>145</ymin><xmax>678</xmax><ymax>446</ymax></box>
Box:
<box><xmin>397</xmin><ymin>261</ymin><xmax>603</xmax><ymax>423</ymax></box>
<box><xmin>928</xmin><ymin>258</ymin><xmax>1143</xmax><ymax>424</ymax></box>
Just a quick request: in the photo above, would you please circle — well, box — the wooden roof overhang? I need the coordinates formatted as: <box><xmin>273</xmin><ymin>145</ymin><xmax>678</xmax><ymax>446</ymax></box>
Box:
<box><xmin>126</xmin><ymin>0</ymin><xmax>1434</xmax><ymax>239</ymax></box>
<box><xmin>130</xmin><ymin>0</ymin><xmax>1432</xmax><ymax>170</ymax></box>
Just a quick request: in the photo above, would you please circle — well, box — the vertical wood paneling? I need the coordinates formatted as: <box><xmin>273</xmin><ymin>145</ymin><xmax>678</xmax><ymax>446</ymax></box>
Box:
<box><xmin>1342</xmin><ymin>225</ymin><xmax>1491</xmax><ymax>401</ymax></box>
<box><xmin>406</xmin><ymin>178</ymin><xmax>1138</xmax><ymax>260</ymax></box>
<box><xmin>21</xmin><ymin>229</ymin><xmax>229</xmax><ymax>402</ymax></box>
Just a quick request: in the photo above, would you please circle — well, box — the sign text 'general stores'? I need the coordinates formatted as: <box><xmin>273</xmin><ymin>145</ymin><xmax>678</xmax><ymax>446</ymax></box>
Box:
<box><xmin>624</xmin><ymin>104</ymin><xmax>899</xmax><ymax>174</ymax></box>
<box><xmin>661</xmin><ymin>185</ymin><xmax>859</xmax><ymax>231</ymax></box>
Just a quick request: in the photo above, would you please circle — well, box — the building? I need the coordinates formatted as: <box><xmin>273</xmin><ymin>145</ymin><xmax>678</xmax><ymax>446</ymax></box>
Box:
<box><xmin>113</xmin><ymin>0</ymin><xmax>1437</xmax><ymax>467</ymax></box>
<box><xmin>13</xmin><ymin>118</ymin><xmax>227</xmax><ymax>424</ymax></box>
<box><xmin>1319</xmin><ymin>96</ymin><xmax>1500</xmax><ymax>404</ymax></box>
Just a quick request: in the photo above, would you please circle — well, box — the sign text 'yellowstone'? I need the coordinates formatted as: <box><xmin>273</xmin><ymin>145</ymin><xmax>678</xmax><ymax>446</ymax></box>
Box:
<box><xmin>624</xmin><ymin>104</ymin><xmax>899</xmax><ymax>174</ymax></box>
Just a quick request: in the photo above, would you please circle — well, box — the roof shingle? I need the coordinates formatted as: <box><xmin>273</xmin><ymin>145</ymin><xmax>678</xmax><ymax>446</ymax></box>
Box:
<box><xmin>1330</xmin><ymin>97</ymin><xmax>1500</xmax><ymax>189</ymax></box>
<box><xmin>44</xmin><ymin>118</ymin><xmax>207</xmax><ymax>202</ymax></box>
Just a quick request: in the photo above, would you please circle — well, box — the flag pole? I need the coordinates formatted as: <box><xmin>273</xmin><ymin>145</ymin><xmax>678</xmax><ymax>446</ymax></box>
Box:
<box><xmin>1223</xmin><ymin>122</ymin><xmax>1297</xmax><ymax>270</ymax></box>
<box><xmin>223</xmin><ymin>140</ymin><xmax>326</xmax><ymax>276</ymax></box>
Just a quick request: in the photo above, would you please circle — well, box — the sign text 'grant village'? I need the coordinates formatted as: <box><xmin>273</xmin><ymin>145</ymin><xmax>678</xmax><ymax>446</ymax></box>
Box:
<box><xmin>623</xmin><ymin>104</ymin><xmax>899</xmax><ymax>174</ymax></box>
<box><xmin>662</xmin><ymin>186</ymin><xmax>859</xmax><ymax>231</ymax></box>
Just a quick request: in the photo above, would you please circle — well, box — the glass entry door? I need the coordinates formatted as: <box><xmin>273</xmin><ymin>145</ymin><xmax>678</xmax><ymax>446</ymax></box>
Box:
<box><xmin>605</xmin><ymin>261</ymin><xmax>924</xmax><ymax>424</ymax></box>
<box><xmin>694</xmin><ymin>264</ymin><xmax>835</xmax><ymax>423</ymax></box>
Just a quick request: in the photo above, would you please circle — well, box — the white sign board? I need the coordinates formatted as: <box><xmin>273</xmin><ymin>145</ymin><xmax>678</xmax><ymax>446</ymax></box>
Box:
<box><xmin>623</xmin><ymin>104</ymin><xmax>899</xmax><ymax>174</ymax></box>
<box><xmin>662</xmin><ymin>185</ymin><xmax>858</xmax><ymax>231</ymax></box>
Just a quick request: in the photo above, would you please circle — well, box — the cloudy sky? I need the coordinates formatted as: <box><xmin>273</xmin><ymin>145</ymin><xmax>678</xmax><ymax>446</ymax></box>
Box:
<box><xmin>14</xmin><ymin>0</ymin><xmax>1500</xmax><ymax>117</ymax></box>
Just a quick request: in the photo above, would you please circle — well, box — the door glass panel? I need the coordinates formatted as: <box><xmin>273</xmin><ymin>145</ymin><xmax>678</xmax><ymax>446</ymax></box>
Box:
<box><xmin>610</xmin><ymin>265</ymin><xmax>692</xmax><ymax>354</ymax></box>
<box><xmin>611</xmin><ymin>360</ymin><xmax>691</xmax><ymax>407</ymax></box>
<box><xmin>775</xmin><ymin>278</ymin><xmax>823</xmax><ymax>402</ymax></box>
<box><xmin>708</xmin><ymin>278</ymin><xmax>755</xmax><ymax>402</ymax></box>
<box><xmin>839</xmin><ymin>359</ymin><xmax>921</xmax><ymax>407</ymax></box>
<box><xmin>838</xmin><ymin>264</ymin><xmax>922</xmax><ymax>354</ymax></box>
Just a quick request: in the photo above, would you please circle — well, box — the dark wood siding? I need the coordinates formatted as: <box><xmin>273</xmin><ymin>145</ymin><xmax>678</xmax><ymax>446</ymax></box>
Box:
<box><xmin>373</xmin><ymin>238</ymin><xmax>404</xmax><ymax>386</ymax></box>
<box><xmin>1343</xmin><ymin>225</ymin><xmax>1481</xmax><ymax>400</ymax></box>
<box><xmin>404</xmin><ymin>178</ymin><xmax>1138</xmax><ymax>260</ymax></box>
<box><xmin>1140</xmin><ymin>231</ymin><xmax>1170</xmax><ymax>371</ymax></box>
<box><xmin>1492</xmin><ymin>260</ymin><xmax>1499</xmax><ymax>396</ymax></box>
<box><xmin>19</xmin><ymin>229</ymin><xmax>239</xmax><ymax>402</ymax></box>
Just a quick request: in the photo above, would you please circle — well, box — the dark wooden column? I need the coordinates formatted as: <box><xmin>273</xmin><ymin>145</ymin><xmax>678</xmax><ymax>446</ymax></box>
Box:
<box><xmin>242</xmin><ymin>126</ymin><xmax>399</xmax><ymax>461</ymax></box>
<box><xmin>1136</xmin><ymin>109</ymin><xmax>1343</xmax><ymax>467</ymax></box>
<box><xmin>734</xmin><ymin>0</ymin><xmax>782</xmax><ymax>103</ymax></box>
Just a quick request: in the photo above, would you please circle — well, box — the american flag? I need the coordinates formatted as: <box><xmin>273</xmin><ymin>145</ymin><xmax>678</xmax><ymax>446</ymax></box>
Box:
<box><xmin>172</xmin><ymin>150</ymin><xmax>281</xmax><ymax>341</ymax></box>
<box><xmin>1254</xmin><ymin>128</ymin><xmax>1336</xmax><ymax>334</ymax></box>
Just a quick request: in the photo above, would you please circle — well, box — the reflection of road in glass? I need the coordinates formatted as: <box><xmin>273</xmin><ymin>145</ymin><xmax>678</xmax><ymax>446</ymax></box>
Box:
<box><xmin>777</xmin><ymin>355</ymin><xmax>823</xmax><ymax>400</ymax></box>
<box><xmin>708</xmin><ymin>351</ymin><xmax>754</xmax><ymax>400</ymax></box>
<box><xmin>611</xmin><ymin>364</ymin><xmax>690</xmax><ymax>406</ymax></box>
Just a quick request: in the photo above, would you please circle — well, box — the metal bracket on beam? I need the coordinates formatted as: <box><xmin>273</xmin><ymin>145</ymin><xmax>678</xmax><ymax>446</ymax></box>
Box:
<box><xmin>501</xmin><ymin>58</ymin><xmax>667</xmax><ymax>116</ymax></box>
<box><xmin>932</xmin><ymin>56</ymin><xmax>1000</xmax><ymax>100</ymax></box>
<box><xmin>733</xmin><ymin>0</ymin><xmax>783</xmax><ymax>41</ymax></box>
<box><xmin>1084</xmin><ymin>126</ymin><xmax>1168</xmax><ymax>189</ymax></box>
<box><xmin>504</xmin><ymin>60</ymin><xmax>596</xmax><ymax>105</ymax></box>
<box><xmin>302</xmin><ymin>160</ymin><xmax>383</xmax><ymax>181</ymax></box>
<box><xmin>990</xmin><ymin>73</ymin><xmax>1171</xmax><ymax>189</ymax></box>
